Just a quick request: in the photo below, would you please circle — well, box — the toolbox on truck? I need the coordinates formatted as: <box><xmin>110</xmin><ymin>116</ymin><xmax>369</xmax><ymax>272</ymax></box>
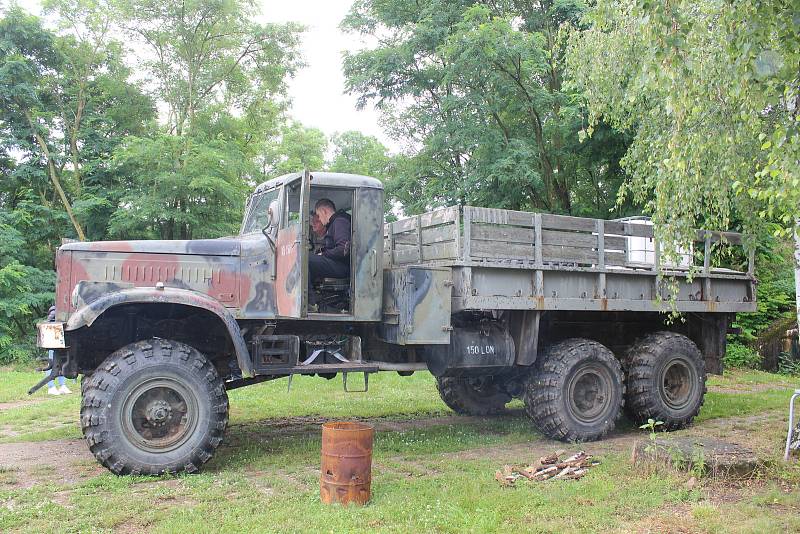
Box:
<box><xmin>379</xmin><ymin>266</ymin><xmax>452</xmax><ymax>345</ymax></box>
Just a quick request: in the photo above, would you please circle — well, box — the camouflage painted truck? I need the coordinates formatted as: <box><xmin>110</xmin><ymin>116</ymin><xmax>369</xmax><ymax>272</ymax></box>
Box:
<box><xmin>34</xmin><ymin>171</ymin><xmax>756</xmax><ymax>475</ymax></box>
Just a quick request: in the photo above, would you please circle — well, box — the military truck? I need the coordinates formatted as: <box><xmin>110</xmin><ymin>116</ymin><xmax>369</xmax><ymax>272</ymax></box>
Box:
<box><xmin>35</xmin><ymin>171</ymin><xmax>756</xmax><ymax>475</ymax></box>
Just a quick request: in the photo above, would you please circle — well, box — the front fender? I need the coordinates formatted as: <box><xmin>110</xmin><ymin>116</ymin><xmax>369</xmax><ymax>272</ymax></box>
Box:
<box><xmin>66</xmin><ymin>286</ymin><xmax>253</xmax><ymax>377</ymax></box>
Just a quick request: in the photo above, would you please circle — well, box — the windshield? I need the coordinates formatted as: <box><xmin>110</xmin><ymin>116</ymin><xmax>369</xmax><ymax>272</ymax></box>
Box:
<box><xmin>241</xmin><ymin>188</ymin><xmax>280</xmax><ymax>234</ymax></box>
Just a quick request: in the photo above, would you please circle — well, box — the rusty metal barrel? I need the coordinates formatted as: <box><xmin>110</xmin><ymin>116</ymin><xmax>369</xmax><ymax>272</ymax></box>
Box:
<box><xmin>320</xmin><ymin>421</ymin><xmax>374</xmax><ymax>505</ymax></box>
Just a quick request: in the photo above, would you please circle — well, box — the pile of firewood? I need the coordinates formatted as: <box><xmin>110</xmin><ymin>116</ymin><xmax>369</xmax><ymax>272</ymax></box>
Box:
<box><xmin>495</xmin><ymin>451</ymin><xmax>599</xmax><ymax>486</ymax></box>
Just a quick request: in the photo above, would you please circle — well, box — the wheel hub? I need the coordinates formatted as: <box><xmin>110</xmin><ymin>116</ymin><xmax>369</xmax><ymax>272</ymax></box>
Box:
<box><xmin>121</xmin><ymin>378</ymin><xmax>198</xmax><ymax>453</ymax></box>
<box><xmin>660</xmin><ymin>359</ymin><xmax>694</xmax><ymax>410</ymax></box>
<box><xmin>567</xmin><ymin>364</ymin><xmax>613</xmax><ymax>424</ymax></box>
<box><xmin>145</xmin><ymin>400</ymin><xmax>173</xmax><ymax>427</ymax></box>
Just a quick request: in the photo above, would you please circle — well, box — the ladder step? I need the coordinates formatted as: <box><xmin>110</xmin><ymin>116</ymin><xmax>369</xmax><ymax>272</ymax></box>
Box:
<box><xmin>251</xmin><ymin>335</ymin><xmax>299</xmax><ymax>372</ymax></box>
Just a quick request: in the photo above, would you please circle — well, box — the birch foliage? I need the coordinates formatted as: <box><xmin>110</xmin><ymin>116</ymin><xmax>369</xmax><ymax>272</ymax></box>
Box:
<box><xmin>568</xmin><ymin>0</ymin><xmax>800</xmax><ymax>258</ymax></box>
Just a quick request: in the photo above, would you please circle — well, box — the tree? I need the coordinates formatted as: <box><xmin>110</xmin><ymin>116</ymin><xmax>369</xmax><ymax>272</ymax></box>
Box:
<box><xmin>260</xmin><ymin>121</ymin><xmax>327</xmax><ymax>177</ymax></box>
<box><xmin>0</xmin><ymin>3</ymin><xmax>155</xmax><ymax>242</ymax></box>
<box><xmin>107</xmin><ymin>0</ymin><xmax>304</xmax><ymax>238</ymax></box>
<box><xmin>0</xmin><ymin>208</ymin><xmax>55</xmax><ymax>363</ymax></box>
<box><xmin>568</xmin><ymin>0</ymin><xmax>800</xmax><ymax>334</ymax></box>
<box><xmin>342</xmin><ymin>0</ymin><xmax>630</xmax><ymax>216</ymax></box>
<box><xmin>111</xmin><ymin>0</ymin><xmax>302</xmax><ymax>138</ymax></box>
<box><xmin>328</xmin><ymin>130</ymin><xmax>391</xmax><ymax>177</ymax></box>
<box><xmin>109</xmin><ymin>130</ymin><xmax>254</xmax><ymax>239</ymax></box>
<box><xmin>0</xmin><ymin>6</ymin><xmax>85</xmax><ymax>239</ymax></box>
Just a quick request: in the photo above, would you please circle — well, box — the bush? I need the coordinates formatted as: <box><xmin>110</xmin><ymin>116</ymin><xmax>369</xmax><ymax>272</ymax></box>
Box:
<box><xmin>778</xmin><ymin>351</ymin><xmax>800</xmax><ymax>376</ymax></box>
<box><xmin>724</xmin><ymin>342</ymin><xmax>762</xmax><ymax>369</ymax></box>
<box><xmin>0</xmin><ymin>212</ymin><xmax>55</xmax><ymax>364</ymax></box>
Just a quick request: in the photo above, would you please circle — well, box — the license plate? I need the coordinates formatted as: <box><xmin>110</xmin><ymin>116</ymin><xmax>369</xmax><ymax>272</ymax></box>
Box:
<box><xmin>37</xmin><ymin>322</ymin><xmax>65</xmax><ymax>348</ymax></box>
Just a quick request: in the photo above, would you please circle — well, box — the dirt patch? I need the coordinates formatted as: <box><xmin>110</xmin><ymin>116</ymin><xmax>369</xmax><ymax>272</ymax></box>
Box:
<box><xmin>49</xmin><ymin>489</ymin><xmax>75</xmax><ymax>508</ymax></box>
<box><xmin>443</xmin><ymin>410</ymin><xmax>788</xmax><ymax>469</ymax></box>
<box><xmin>0</xmin><ymin>438</ymin><xmax>100</xmax><ymax>488</ymax></box>
<box><xmin>625</xmin><ymin>502</ymin><xmax>696</xmax><ymax>533</ymax></box>
<box><xmin>0</xmin><ymin>425</ymin><xmax>22</xmax><ymax>438</ymax></box>
<box><xmin>375</xmin><ymin>457</ymin><xmax>442</xmax><ymax>478</ymax></box>
<box><xmin>243</xmin><ymin>469</ymin><xmax>277</xmax><ymax>496</ymax></box>
<box><xmin>0</xmin><ymin>399</ymin><xmax>45</xmax><ymax>411</ymax></box>
<box><xmin>231</xmin><ymin>411</ymin><xmax>520</xmax><ymax>436</ymax></box>
<box><xmin>112</xmin><ymin>517</ymin><xmax>156</xmax><ymax>534</ymax></box>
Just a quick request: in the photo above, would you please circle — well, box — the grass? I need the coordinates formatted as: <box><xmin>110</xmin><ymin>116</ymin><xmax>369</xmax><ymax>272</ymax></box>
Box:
<box><xmin>0</xmin><ymin>367</ymin><xmax>59</xmax><ymax>403</ymax></box>
<box><xmin>0</xmin><ymin>367</ymin><xmax>798</xmax><ymax>532</ymax></box>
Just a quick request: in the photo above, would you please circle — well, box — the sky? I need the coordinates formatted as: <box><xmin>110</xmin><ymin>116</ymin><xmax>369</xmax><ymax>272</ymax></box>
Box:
<box><xmin>15</xmin><ymin>0</ymin><xmax>396</xmax><ymax>150</ymax></box>
<box><xmin>259</xmin><ymin>0</ymin><xmax>395</xmax><ymax>150</ymax></box>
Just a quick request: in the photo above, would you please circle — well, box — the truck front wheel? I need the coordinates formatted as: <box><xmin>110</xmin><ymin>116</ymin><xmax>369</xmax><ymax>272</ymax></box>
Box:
<box><xmin>436</xmin><ymin>376</ymin><xmax>512</xmax><ymax>415</ymax></box>
<box><xmin>523</xmin><ymin>338</ymin><xmax>624</xmax><ymax>442</ymax></box>
<box><xmin>80</xmin><ymin>339</ymin><xmax>228</xmax><ymax>475</ymax></box>
<box><xmin>624</xmin><ymin>332</ymin><xmax>706</xmax><ymax>430</ymax></box>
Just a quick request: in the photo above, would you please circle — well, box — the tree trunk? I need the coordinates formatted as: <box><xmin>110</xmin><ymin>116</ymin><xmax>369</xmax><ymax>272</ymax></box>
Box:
<box><xmin>26</xmin><ymin>112</ymin><xmax>86</xmax><ymax>241</ymax></box>
<box><xmin>69</xmin><ymin>85</ymin><xmax>86</xmax><ymax>196</ymax></box>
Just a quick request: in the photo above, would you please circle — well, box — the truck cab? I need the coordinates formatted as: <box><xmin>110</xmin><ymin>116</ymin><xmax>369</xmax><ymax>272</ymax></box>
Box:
<box><xmin>238</xmin><ymin>171</ymin><xmax>384</xmax><ymax>321</ymax></box>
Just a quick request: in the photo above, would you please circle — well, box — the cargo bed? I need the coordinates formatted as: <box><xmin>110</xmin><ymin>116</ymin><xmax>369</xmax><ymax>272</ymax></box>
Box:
<box><xmin>384</xmin><ymin>206</ymin><xmax>756</xmax><ymax>314</ymax></box>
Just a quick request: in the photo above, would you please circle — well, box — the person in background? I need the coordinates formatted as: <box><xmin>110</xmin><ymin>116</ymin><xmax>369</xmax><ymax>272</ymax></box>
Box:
<box><xmin>309</xmin><ymin>211</ymin><xmax>326</xmax><ymax>254</ymax></box>
<box><xmin>45</xmin><ymin>306</ymin><xmax>71</xmax><ymax>396</ymax></box>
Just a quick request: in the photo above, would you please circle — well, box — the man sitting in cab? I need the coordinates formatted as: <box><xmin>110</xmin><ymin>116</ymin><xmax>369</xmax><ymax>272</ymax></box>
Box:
<box><xmin>308</xmin><ymin>198</ymin><xmax>351</xmax><ymax>292</ymax></box>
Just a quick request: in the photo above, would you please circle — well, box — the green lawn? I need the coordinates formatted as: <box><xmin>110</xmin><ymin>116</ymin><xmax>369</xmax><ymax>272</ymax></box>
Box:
<box><xmin>0</xmin><ymin>368</ymin><xmax>799</xmax><ymax>533</ymax></box>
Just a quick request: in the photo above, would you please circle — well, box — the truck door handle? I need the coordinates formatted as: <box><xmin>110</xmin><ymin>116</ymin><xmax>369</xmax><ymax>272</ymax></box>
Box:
<box><xmin>371</xmin><ymin>249</ymin><xmax>378</xmax><ymax>277</ymax></box>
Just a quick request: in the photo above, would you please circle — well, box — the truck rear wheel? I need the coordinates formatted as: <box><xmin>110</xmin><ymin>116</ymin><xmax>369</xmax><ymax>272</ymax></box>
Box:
<box><xmin>436</xmin><ymin>376</ymin><xmax>512</xmax><ymax>415</ymax></box>
<box><xmin>523</xmin><ymin>338</ymin><xmax>624</xmax><ymax>442</ymax></box>
<box><xmin>624</xmin><ymin>332</ymin><xmax>706</xmax><ymax>430</ymax></box>
<box><xmin>80</xmin><ymin>339</ymin><xmax>228</xmax><ymax>475</ymax></box>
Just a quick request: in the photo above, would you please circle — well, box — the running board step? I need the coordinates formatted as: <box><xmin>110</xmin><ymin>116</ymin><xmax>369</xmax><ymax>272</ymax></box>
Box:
<box><xmin>286</xmin><ymin>363</ymin><xmax>378</xmax><ymax>375</ymax></box>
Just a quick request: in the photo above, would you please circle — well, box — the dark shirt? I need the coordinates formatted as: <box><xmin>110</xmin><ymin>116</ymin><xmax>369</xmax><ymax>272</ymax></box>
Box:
<box><xmin>321</xmin><ymin>211</ymin><xmax>351</xmax><ymax>263</ymax></box>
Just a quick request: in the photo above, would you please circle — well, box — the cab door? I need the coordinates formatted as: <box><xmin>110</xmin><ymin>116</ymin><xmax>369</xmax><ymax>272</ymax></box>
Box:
<box><xmin>275</xmin><ymin>170</ymin><xmax>310</xmax><ymax>318</ymax></box>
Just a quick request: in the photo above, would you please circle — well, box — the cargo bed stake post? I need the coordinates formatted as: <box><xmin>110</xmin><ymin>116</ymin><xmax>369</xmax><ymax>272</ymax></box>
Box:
<box><xmin>415</xmin><ymin>214</ymin><xmax>423</xmax><ymax>262</ymax></box>
<box><xmin>388</xmin><ymin>220</ymin><xmax>395</xmax><ymax>267</ymax></box>
<box><xmin>653</xmin><ymin>227</ymin><xmax>660</xmax><ymax>300</ymax></box>
<box><xmin>453</xmin><ymin>205</ymin><xmax>462</xmax><ymax>260</ymax></box>
<box><xmin>463</xmin><ymin>207</ymin><xmax>473</xmax><ymax>298</ymax></box>
<box><xmin>462</xmin><ymin>205</ymin><xmax>471</xmax><ymax>260</ymax></box>
<box><xmin>596</xmin><ymin>219</ymin><xmax>606</xmax><ymax>299</ymax></box>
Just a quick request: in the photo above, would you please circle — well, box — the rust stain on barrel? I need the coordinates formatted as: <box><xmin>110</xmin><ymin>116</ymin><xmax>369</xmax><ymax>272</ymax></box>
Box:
<box><xmin>320</xmin><ymin>421</ymin><xmax>374</xmax><ymax>505</ymax></box>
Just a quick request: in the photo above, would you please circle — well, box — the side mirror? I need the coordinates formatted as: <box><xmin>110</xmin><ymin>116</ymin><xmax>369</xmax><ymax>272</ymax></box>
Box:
<box><xmin>262</xmin><ymin>209</ymin><xmax>277</xmax><ymax>251</ymax></box>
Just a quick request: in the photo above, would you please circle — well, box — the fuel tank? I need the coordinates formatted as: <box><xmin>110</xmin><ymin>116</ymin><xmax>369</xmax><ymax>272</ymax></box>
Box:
<box><xmin>423</xmin><ymin>324</ymin><xmax>515</xmax><ymax>377</ymax></box>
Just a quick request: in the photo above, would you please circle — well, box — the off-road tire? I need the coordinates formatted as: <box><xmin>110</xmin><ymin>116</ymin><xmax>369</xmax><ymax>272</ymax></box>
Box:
<box><xmin>80</xmin><ymin>339</ymin><xmax>228</xmax><ymax>475</ymax></box>
<box><xmin>436</xmin><ymin>376</ymin><xmax>512</xmax><ymax>415</ymax></box>
<box><xmin>80</xmin><ymin>373</ymin><xmax>92</xmax><ymax>396</ymax></box>
<box><xmin>523</xmin><ymin>338</ymin><xmax>624</xmax><ymax>442</ymax></box>
<box><xmin>625</xmin><ymin>332</ymin><xmax>706</xmax><ymax>430</ymax></box>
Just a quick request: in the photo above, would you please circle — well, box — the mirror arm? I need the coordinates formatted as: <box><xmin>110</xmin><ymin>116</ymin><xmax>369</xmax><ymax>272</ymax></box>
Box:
<box><xmin>262</xmin><ymin>226</ymin><xmax>276</xmax><ymax>252</ymax></box>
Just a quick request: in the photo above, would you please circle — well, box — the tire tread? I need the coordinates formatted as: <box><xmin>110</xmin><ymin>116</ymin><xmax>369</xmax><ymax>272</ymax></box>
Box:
<box><xmin>436</xmin><ymin>376</ymin><xmax>510</xmax><ymax>415</ymax></box>
<box><xmin>625</xmin><ymin>331</ymin><xmax>706</xmax><ymax>430</ymax></box>
<box><xmin>80</xmin><ymin>339</ymin><xmax>228</xmax><ymax>476</ymax></box>
<box><xmin>523</xmin><ymin>338</ymin><xmax>625</xmax><ymax>442</ymax></box>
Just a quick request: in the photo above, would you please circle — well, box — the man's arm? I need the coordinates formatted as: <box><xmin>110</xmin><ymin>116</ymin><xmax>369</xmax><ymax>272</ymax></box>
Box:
<box><xmin>322</xmin><ymin>218</ymin><xmax>351</xmax><ymax>260</ymax></box>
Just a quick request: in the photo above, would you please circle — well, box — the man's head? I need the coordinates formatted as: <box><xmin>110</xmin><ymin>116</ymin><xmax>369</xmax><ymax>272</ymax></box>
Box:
<box><xmin>314</xmin><ymin>198</ymin><xmax>336</xmax><ymax>225</ymax></box>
